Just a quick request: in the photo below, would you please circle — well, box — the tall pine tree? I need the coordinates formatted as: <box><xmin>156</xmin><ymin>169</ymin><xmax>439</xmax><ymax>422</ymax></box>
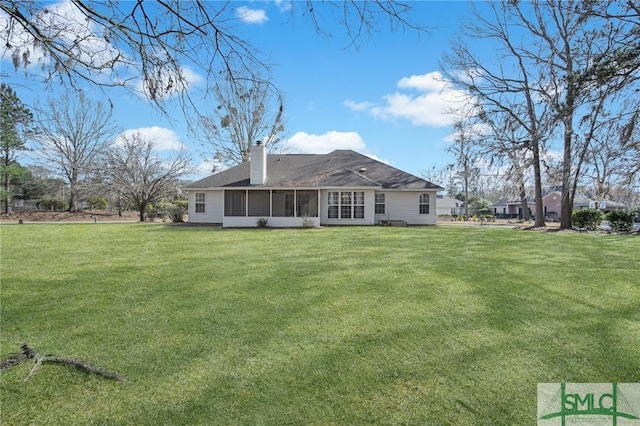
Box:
<box><xmin>0</xmin><ymin>83</ymin><xmax>32</xmax><ymax>214</ymax></box>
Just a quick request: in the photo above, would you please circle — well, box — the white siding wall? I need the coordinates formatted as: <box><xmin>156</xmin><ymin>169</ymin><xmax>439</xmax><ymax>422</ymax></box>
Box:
<box><xmin>187</xmin><ymin>189</ymin><xmax>438</xmax><ymax>226</ymax></box>
<box><xmin>188</xmin><ymin>190</ymin><xmax>223</xmax><ymax>224</ymax></box>
<box><xmin>436</xmin><ymin>196</ymin><xmax>462</xmax><ymax>216</ymax></box>
<box><xmin>377</xmin><ymin>191</ymin><xmax>438</xmax><ymax>225</ymax></box>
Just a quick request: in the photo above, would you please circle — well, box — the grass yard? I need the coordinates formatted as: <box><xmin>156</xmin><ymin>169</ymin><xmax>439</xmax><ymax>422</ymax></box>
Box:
<box><xmin>0</xmin><ymin>224</ymin><xmax>638</xmax><ymax>425</ymax></box>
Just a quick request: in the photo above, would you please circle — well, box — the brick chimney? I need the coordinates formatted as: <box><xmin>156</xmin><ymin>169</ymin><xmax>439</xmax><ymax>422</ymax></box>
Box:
<box><xmin>250</xmin><ymin>141</ymin><xmax>267</xmax><ymax>185</ymax></box>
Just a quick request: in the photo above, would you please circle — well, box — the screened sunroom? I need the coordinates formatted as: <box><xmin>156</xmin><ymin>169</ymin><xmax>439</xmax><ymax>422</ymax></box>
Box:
<box><xmin>222</xmin><ymin>189</ymin><xmax>320</xmax><ymax>227</ymax></box>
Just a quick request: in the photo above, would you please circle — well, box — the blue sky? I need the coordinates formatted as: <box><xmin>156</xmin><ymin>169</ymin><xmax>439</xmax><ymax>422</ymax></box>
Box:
<box><xmin>1</xmin><ymin>1</ymin><xmax>478</xmax><ymax>182</ymax></box>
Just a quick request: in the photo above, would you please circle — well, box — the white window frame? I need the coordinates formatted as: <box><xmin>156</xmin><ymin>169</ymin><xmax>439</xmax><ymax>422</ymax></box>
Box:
<box><xmin>340</xmin><ymin>191</ymin><xmax>352</xmax><ymax>219</ymax></box>
<box><xmin>419</xmin><ymin>193</ymin><xmax>430</xmax><ymax>215</ymax></box>
<box><xmin>354</xmin><ymin>191</ymin><xmax>365</xmax><ymax>219</ymax></box>
<box><xmin>375</xmin><ymin>193</ymin><xmax>385</xmax><ymax>214</ymax></box>
<box><xmin>328</xmin><ymin>191</ymin><xmax>365</xmax><ymax>219</ymax></box>
<box><xmin>328</xmin><ymin>191</ymin><xmax>339</xmax><ymax>218</ymax></box>
<box><xmin>195</xmin><ymin>192</ymin><xmax>206</xmax><ymax>213</ymax></box>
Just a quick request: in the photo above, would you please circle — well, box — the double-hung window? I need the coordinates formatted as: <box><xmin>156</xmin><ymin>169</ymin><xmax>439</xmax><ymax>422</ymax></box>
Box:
<box><xmin>375</xmin><ymin>193</ymin><xmax>385</xmax><ymax>214</ymax></box>
<box><xmin>195</xmin><ymin>192</ymin><xmax>205</xmax><ymax>213</ymax></box>
<box><xmin>328</xmin><ymin>191</ymin><xmax>365</xmax><ymax>219</ymax></box>
<box><xmin>328</xmin><ymin>192</ymin><xmax>339</xmax><ymax>218</ymax></box>
<box><xmin>419</xmin><ymin>194</ymin><xmax>430</xmax><ymax>215</ymax></box>
<box><xmin>340</xmin><ymin>192</ymin><xmax>352</xmax><ymax>219</ymax></box>
<box><xmin>354</xmin><ymin>192</ymin><xmax>365</xmax><ymax>219</ymax></box>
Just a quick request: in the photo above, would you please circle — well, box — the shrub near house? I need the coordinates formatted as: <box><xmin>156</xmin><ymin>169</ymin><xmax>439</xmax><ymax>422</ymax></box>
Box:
<box><xmin>87</xmin><ymin>196</ymin><xmax>108</xmax><ymax>210</ymax></box>
<box><xmin>606</xmin><ymin>210</ymin><xmax>636</xmax><ymax>232</ymax></box>
<box><xmin>571</xmin><ymin>209</ymin><xmax>602</xmax><ymax>230</ymax></box>
<box><xmin>36</xmin><ymin>198</ymin><xmax>67</xmax><ymax>211</ymax></box>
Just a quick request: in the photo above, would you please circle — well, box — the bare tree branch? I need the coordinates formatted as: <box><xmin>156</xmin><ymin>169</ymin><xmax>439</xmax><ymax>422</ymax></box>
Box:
<box><xmin>105</xmin><ymin>132</ymin><xmax>191</xmax><ymax>221</ymax></box>
<box><xmin>32</xmin><ymin>90</ymin><xmax>119</xmax><ymax>212</ymax></box>
<box><xmin>1</xmin><ymin>343</ymin><xmax>124</xmax><ymax>381</ymax></box>
<box><xmin>1</xmin><ymin>1</ymin><xmax>426</xmax><ymax>119</ymax></box>
<box><xmin>198</xmin><ymin>74</ymin><xmax>285</xmax><ymax>167</ymax></box>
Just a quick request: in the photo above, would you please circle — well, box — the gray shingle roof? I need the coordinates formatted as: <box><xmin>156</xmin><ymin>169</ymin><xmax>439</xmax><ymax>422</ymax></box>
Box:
<box><xmin>184</xmin><ymin>150</ymin><xmax>443</xmax><ymax>190</ymax></box>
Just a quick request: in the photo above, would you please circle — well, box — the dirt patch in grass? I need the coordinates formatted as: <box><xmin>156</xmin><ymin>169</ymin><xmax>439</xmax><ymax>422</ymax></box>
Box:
<box><xmin>438</xmin><ymin>219</ymin><xmax>561</xmax><ymax>229</ymax></box>
<box><xmin>0</xmin><ymin>210</ymin><xmax>140</xmax><ymax>223</ymax></box>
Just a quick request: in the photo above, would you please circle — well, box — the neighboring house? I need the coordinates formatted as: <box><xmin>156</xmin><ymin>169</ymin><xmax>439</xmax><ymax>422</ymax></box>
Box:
<box><xmin>436</xmin><ymin>195</ymin><xmax>464</xmax><ymax>216</ymax></box>
<box><xmin>490</xmin><ymin>190</ymin><xmax>628</xmax><ymax>221</ymax></box>
<box><xmin>490</xmin><ymin>199</ymin><xmax>533</xmax><ymax>219</ymax></box>
<box><xmin>183</xmin><ymin>143</ymin><xmax>443</xmax><ymax>227</ymax></box>
<box><xmin>537</xmin><ymin>191</ymin><xmax>626</xmax><ymax>221</ymax></box>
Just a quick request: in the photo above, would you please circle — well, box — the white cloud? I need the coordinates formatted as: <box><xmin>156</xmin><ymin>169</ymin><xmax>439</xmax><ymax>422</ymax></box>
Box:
<box><xmin>397</xmin><ymin>72</ymin><xmax>447</xmax><ymax>92</ymax></box>
<box><xmin>118</xmin><ymin>127</ymin><xmax>184</xmax><ymax>151</ymax></box>
<box><xmin>274</xmin><ymin>0</ymin><xmax>293</xmax><ymax>13</ymax></box>
<box><xmin>237</xmin><ymin>6</ymin><xmax>268</xmax><ymax>24</ymax></box>
<box><xmin>364</xmin><ymin>154</ymin><xmax>391</xmax><ymax>165</ymax></box>
<box><xmin>543</xmin><ymin>149</ymin><xmax>564</xmax><ymax>164</ymax></box>
<box><xmin>283</xmin><ymin>131</ymin><xmax>392</xmax><ymax>165</ymax></box>
<box><xmin>371</xmin><ymin>92</ymin><xmax>453</xmax><ymax>127</ymax></box>
<box><xmin>284</xmin><ymin>131</ymin><xmax>366</xmax><ymax>154</ymax></box>
<box><xmin>188</xmin><ymin>158</ymin><xmax>228</xmax><ymax>179</ymax></box>
<box><xmin>180</xmin><ymin>67</ymin><xmax>204</xmax><ymax>86</ymax></box>
<box><xmin>350</xmin><ymin>71</ymin><xmax>471</xmax><ymax>127</ymax></box>
<box><xmin>443</xmin><ymin>122</ymin><xmax>491</xmax><ymax>143</ymax></box>
<box><xmin>344</xmin><ymin>100</ymin><xmax>375</xmax><ymax>111</ymax></box>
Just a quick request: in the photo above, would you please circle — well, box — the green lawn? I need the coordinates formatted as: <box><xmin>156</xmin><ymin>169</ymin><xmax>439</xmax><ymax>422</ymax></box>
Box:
<box><xmin>1</xmin><ymin>224</ymin><xmax>638</xmax><ymax>425</ymax></box>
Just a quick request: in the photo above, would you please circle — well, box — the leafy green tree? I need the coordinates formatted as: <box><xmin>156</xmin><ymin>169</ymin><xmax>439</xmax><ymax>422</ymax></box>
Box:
<box><xmin>0</xmin><ymin>83</ymin><xmax>32</xmax><ymax>214</ymax></box>
<box><xmin>467</xmin><ymin>197</ymin><xmax>491</xmax><ymax>216</ymax></box>
<box><xmin>12</xmin><ymin>165</ymin><xmax>66</xmax><ymax>202</ymax></box>
<box><xmin>87</xmin><ymin>196</ymin><xmax>108</xmax><ymax>210</ymax></box>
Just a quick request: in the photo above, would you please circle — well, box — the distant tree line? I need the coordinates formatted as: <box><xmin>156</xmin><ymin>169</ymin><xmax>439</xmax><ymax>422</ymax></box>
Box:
<box><xmin>0</xmin><ymin>85</ymin><xmax>192</xmax><ymax>221</ymax></box>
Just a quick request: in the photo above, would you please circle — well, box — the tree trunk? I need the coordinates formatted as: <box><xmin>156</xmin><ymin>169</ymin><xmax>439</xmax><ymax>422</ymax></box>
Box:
<box><xmin>68</xmin><ymin>194</ymin><xmax>79</xmax><ymax>212</ymax></box>
<box><xmin>138</xmin><ymin>201</ymin><xmax>147</xmax><ymax>222</ymax></box>
<box><xmin>463</xmin><ymin>166</ymin><xmax>469</xmax><ymax>218</ymax></box>
<box><xmin>532</xmin><ymin>137</ymin><xmax>546</xmax><ymax>228</ymax></box>
<box><xmin>560</xmin><ymin>118</ymin><xmax>574</xmax><ymax>230</ymax></box>
<box><xmin>68</xmin><ymin>175</ymin><xmax>78</xmax><ymax>212</ymax></box>
<box><xmin>519</xmin><ymin>185</ymin><xmax>530</xmax><ymax>221</ymax></box>
<box><xmin>3</xmin><ymin>174</ymin><xmax>9</xmax><ymax>215</ymax></box>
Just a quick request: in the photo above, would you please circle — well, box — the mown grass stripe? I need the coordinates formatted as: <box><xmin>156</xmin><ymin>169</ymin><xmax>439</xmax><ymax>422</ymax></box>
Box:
<box><xmin>1</xmin><ymin>224</ymin><xmax>638</xmax><ymax>424</ymax></box>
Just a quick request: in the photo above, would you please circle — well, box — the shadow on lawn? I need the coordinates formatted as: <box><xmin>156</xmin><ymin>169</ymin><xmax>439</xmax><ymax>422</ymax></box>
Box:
<box><xmin>115</xmin><ymin>319</ymin><xmax>527</xmax><ymax>424</ymax></box>
<box><xmin>4</xmin><ymin>226</ymin><xmax>637</xmax><ymax>424</ymax></box>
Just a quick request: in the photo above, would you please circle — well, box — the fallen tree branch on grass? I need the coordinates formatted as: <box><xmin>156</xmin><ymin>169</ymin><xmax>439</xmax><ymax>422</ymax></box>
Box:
<box><xmin>0</xmin><ymin>343</ymin><xmax>124</xmax><ymax>381</ymax></box>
